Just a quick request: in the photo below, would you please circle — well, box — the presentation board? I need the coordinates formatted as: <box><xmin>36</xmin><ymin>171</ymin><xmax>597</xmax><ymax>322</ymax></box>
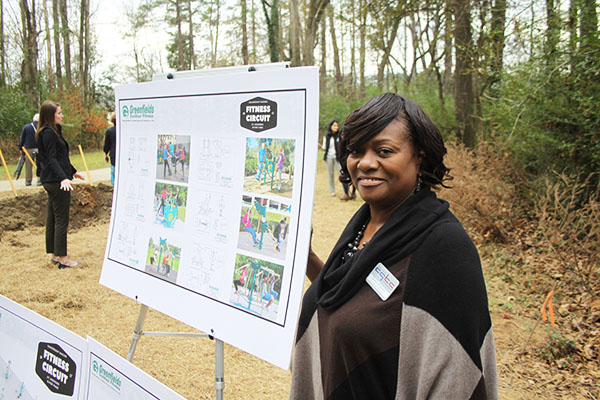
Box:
<box><xmin>84</xmin><ymin>337</ymin><xmax>186</xmax><ymax>399</ymax></box>
<box><xmin>0</xmin><ymin>295</ymin><xmax>88</xmax><ymax>400</ymax></box>
<box><xmin>100</xmin><ymin>66</ymin><xmax>319</xmax><ymax>369</ymax></box>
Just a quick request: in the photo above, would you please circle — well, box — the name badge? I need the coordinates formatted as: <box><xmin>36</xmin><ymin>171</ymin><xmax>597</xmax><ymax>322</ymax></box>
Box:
<box><xmin>366</xmin><ymin>262</ymin><xmax>399</xmax><ymax>301</ymax></box>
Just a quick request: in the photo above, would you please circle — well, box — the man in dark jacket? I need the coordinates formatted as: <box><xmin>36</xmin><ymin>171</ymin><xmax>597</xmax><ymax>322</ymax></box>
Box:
<box><xmin>18</xmin><ymin>113</ymin><xmax>40</xmax><ymax>186</ymax></box>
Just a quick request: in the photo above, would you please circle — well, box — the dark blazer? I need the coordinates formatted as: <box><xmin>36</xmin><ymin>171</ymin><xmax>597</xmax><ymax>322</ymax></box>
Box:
<box><xmin>18</xmin><ymin>121</ymin><xmax>38</xmax><ymax>149</ymax></box>
<box><xmin>103</xmin><ymin>126</ymin><xmax>116</xmax><ymax>166</ymax></box>
<box><xmin>37</xmin><ymin>125</ymin><xmax>77</xmax><ymax>183</ymax></box>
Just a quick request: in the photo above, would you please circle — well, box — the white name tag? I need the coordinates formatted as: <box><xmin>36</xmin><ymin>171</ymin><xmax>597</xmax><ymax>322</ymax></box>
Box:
<box><xmin>366</xmin><ymin>262</ymin><xmax>399</xmax><ymax>301</ymax></box>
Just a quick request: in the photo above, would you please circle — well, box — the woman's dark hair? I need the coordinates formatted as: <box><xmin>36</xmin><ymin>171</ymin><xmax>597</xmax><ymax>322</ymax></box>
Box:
<box><xmin>327</xmin><ymin>119</ymin><xmax>339</xmax><ymax>134</ymax></box>
<box><xmin>339</xmin><ymin>93</ymin><xmax>451</xmax><ymax>189</ymax></box>
<box><xmin>35</xmin><ymin>100</ymin><xmax>60</xmax><ymax>141</ymax></box>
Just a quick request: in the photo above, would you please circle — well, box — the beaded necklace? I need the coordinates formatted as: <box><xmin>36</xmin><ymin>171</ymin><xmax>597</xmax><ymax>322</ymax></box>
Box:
<box><xmin>342</xmin><ymin>220</ymin><xmax>369</xmax><ymax>262</ymax></box>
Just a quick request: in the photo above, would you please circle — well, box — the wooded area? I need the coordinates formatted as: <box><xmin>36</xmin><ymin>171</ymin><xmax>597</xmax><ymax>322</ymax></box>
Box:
<box><xmin>0</xmin><ymin>0</ymin><xmax>598</xmax><ymax>395</ymax></box>
<box><xmin>1</xmin><ymin>0</ymin><xmax>598</xmax><ymax>192</ymax></box>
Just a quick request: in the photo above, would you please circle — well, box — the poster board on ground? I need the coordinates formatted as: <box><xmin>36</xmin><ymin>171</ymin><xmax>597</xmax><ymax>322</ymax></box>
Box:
<box><xmin>0</xmin><ymin>295</ymin><xmax>88</xmax><ymax>400</ymax></box>
<box><xmin>84</xmin><ymin>337</ymin><xmax>187</xmax><ymax>399</ymax></box>
<box><xmin>100</xmin><ymin>66</ymin><xmax>319</xmax><ymax>369</ymax></box>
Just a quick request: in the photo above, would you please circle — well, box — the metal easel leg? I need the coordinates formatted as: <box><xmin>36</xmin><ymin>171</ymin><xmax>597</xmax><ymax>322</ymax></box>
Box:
<box><xmin>215</xmin><ymin>339</ymin><xmax>224</xmax><ymax>400</ymax></box>
<box><xmin>126</xmin><ymin>304</ymin><xmax>149</xmax><ymax>361</ymax></box>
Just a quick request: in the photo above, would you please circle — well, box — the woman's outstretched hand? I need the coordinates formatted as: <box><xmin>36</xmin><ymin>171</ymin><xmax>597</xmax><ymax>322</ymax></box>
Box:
<box><xmin>60</xmin><ymin>178</ymin><xmax>74</xmax><ymax>191</ymax></box>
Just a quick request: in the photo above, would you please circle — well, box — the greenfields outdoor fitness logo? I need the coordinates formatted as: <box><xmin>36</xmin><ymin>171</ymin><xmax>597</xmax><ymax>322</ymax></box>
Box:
<box><xmin>91</xmin><ymin>359</ymin><xmax>122</xmax><ymax>393</ymax></box>
<box><xmin>121</xmin><ymin>103</ymin><xmax>155</xmax><ymax>121</ymax></box>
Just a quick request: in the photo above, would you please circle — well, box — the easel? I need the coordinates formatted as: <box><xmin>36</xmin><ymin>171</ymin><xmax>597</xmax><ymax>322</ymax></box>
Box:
<box><xmin>126</xmin><ymin>304</ymin><xmax>225</xmax><ymax>399</ymax></box>
<box><xmin>123</xmin><ymin>62</ymin><xmax>291</xmax><ymax>400</ymax></box>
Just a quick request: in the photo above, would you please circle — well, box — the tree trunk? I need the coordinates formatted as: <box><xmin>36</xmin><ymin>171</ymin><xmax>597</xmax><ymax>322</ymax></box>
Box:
<box><xmin>375</xmin><ymin>3</ymin><xmax>405</xmax><ymax>90</ymax></box>
<box><xmin>241</xmin><ymin>0</ymin><xmax>248</xmax><ymax>64</ymax></box>
<box><xmin>79</xmin><ymin>0</ymin><xmax>90</xmax><ymax>103</ymax></box>
<box><xmin>59</xmin><ymin>0</ymin><xmax>71</xmax><ymax>84</ymax></box>
<box><xmin>261</xmin><ymin>0</ymin><xmax>280</xmax><ymax>62</ymax></box>
<box><xmin>545</xmin><ymin>0</ymin><xmax>560</xmax><ymax>64</ymax></box>
<box><xmin>20</xmin><ymin>0</ymin><xmax>39</xmax><ymax>107</ymax></box>
<box><xmin>443</xmin><ymin>0</ymin><xmax>453</xmax><ymax>93</ymax></box>
<box><xmin>175</xmin><ymin>0</ymin><xmax>184</xmax><ymax>70</ymax></box>
<box><xmin>349</xmin><ymin>0</ymin><xmax>356</xmax><ymax>92</ymax></box>
<box><xmin>44</xmin><ymin>0</ymin><xmax>54</xmax><ymax>89</ymax></box>
<box><xmin>0</xmin><ymin>0</ymin><xmax>5</xmax><ymax>87</ymax></box>
<box><xmin>489</xmin><ymin>0</ymin><xmax>506</xmax><ymax>96</ymax></box>
<box><xmin>328</xmin><ymin>5</ymin><xmax>342</xmax><ymax>93</ymax></box>
<box><xmin>302</xmin><ymin>0</ymin><xmax>329</xmax><ymax>66</ymax></box>
<box><xmin>52</xmin><ymin>0</ymin><xmax>62</xmax><ymax>89</ymax></box>
<box><xmin>319</xmin><ymin>14</ymin><xmax>326</xmax><ymax>88</ymax></box>
<box><xmin>453</xmin><ymin>0</ymin><xmax>475</xmax><ymax>148</ymax></box>
<box><xmin>251</xmin><ymin>0</ymin><xmax>257</xmax><ymax>63</ymax></box>
<box><xmin>358</xmin><ymin>0</ymin><xmax>366</xmax><ymax>97</ymax></box>
<box><xmin>567</xmin><ymin>0</ymin><xmax>577</xmax><ymax>73</ymax></box>
<box><xmin>289</xmin><ymin>0</ymin><xmax>301</xmax><ymax>66</ymax></box>
<box><xmin>188</xmin><ymin>0</ymin><xmax>196</xmax><ymax>69</ymax></box>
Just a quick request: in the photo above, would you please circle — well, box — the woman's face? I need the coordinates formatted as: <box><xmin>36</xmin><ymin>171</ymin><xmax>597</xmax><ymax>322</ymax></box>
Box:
<box><xmin>54</xmin><ymin>106</ymin><xmax>64</xmax><ymax>125</ymax></box>
<box><xmin>331</xmin><ymin>122</ymin><xmax>339</xmax><ymax>133</ymax></box>
<box><xmin>346</xmin><ymin>119</ymin><xmax>421</xmax><ymax>212</ymax></box>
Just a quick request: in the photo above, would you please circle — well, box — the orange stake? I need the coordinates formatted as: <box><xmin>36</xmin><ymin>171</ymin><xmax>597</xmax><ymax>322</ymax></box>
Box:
<box><xmin>21</xmin><ymin>147</ymin><xmax>36</xmax><ymax>170</ymax></box>
<box><xmin>0</xmin><ymin>148</ymin><xmax>17</xmax><ymax>196</ymax></box>
<box><xmin>541</xmin><ymin>291</ymin><xmax>556</xmax><ymax>327</ymax></box>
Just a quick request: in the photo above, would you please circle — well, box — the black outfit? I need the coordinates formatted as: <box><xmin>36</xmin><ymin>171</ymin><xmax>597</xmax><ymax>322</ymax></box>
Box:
<box><xmin>103</xmin><ymin>126</ymin><xmax>116</xmax><ymax>166</ymax></box>
<box><xmin>290</xmin><ymin>189</ymin><xmax>498</xmax><ymax>399</ymax></box>
<box><xmin>37</xmin><ymin>125</ymin><xmax>77</xmax><ymax>257</ymax></box>
<box><xmin>18</xmin><ymin>121</ymin><xmax>38</xmax><ymax>185</ymax></box>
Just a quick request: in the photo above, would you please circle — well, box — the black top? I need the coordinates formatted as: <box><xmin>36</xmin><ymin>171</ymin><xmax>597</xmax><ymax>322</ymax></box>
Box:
<box><xmin>37</xmin><ymin>125</ymin><xmax>76</xmax><ymax>183</ymax></box>
<box><xmin>103</xmin><ymin>126</ymin><xmax>116</xmax><ymax>166</ymax></box>
<box><xmin>18</xmin><ymin>121</ymin><xmax>38</xmax><ymax>149</ymax></box>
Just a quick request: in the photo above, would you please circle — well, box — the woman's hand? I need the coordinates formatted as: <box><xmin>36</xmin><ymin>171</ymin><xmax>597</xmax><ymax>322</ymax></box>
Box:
<box><xmin>60</xmin><ymin>178</ymin><xmax>74</xmax><ymax>191</ymax></box>
<box><xmin>73</xmin><ymin>172</ymin><xmax>85</xmax><ymax>180</ymax></box>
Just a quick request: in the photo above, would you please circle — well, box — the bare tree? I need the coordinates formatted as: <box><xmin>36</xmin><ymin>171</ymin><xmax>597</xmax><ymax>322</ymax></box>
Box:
<box><xmin>43</xmin><ymin>0</ymin><xmax>54</xmax><ymax>88</ymax></box>
<box><xmin>289</xmin><ymin>0</ymin><xmax>301</xmax><ymax>66</ymax></box>
<box><xmin>20</xmin><ymin>0</ymin><xmax>39</xmax><ymax>106</ymax></box>
<box><xmin>320</xmin><ymin>14</ymin><xmax>326</xmax><ymax>86</ymax></box>
<box><xmin>188</xmin><ymin>0</ymin><xmax>196</xmax><ymax>69</ymax></box>
<box><xmin>454</xmin><ymin>0</ymin><xmax>476</xmax><ymax>148</ymax></box>
<box><xmin>302</xmin><ymin>0</ymin><xmax>329</xmax><ymax>66</ymax></box>
<box><xmin>52</xmin><ymin>0</ymin><xmax>62</xmax><ymax>89</ymax></box>
<box><xmin>0</xmin><ymin>0</ymin><xmax>5</xmax><ymax>87</ymax></box>
<box><xmin>79</xmin><ymin>0</ymin><xmax>91</xmax><ymax>102</ymax></box>
<box><xmin>59</xmin><ymin>0</ymin><xmax>72</xmax><ymax>84</ymax></box>
<box><xmin>241</xmin><ymin>0</ymin><xmax>249</xmax><ymax>64</ymax></box>
<box><xmin>261</xmin><ymin>0</ymin><xmax>280</xmax><ymax>62</ymax></box>
<box><xmin>328</xmin><ymin>5</ymin><xmax>342</xmax><ymax>93</ymax></box>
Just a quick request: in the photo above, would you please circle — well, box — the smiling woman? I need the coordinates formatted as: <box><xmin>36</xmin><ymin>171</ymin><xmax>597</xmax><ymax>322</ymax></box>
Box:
<box><xmin>291</xmin><ymin>93</ymin><xmax>498</xmax><ymax>400</ymax></box>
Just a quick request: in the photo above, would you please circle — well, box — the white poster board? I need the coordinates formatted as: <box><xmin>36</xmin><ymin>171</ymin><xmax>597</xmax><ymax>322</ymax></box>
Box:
<box><xmin>0</xmin><ymin>295</ymin><xmax>88</xmax><ymax>399</ymax></box>
<box><xmin>100</xmin><ymin>66</ymin><xmax>319</xmax><ymax>369</ymax></box>
<box><xmin>84</xmin><ymin>337</ymin><xmax>187</xmax><ymax>399</ymax></box>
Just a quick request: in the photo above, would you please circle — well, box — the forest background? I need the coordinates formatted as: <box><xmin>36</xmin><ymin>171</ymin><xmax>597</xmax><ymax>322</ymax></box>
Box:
<box><xmin>0</xmin><ymin>0</ymin><xmax>599</xmax><ymax>392</ymax></box>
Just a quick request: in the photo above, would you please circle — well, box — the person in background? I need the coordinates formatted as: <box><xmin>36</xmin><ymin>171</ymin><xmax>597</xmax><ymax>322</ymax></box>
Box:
<box><xmin>18</xmin><ymin>113</ymin><xmax>40</xmax><ymax>186</ymax></box>
<box><xmin>256</xmin><ymin>141</ymin><xmax>267</xmax><ymax>180</ymax></box>
<box><xmin>276</xmin><ymin>147</ymin><xmax>285</xmax><ymax>191</ymax></box>
<box><xmin>319</xmin><ymin>120</ymin><xmax>342</xmax><ymax>197</ymax></box>
<box><xmin>103</xmin><ymin>112</ymin><xmax>117</xmax><ymax>185</ymax></box>
<box><xmin>36</xmin><ymin>100</ymin><xmax>84</xmax><ymax>269</ymax></box>
<box><xmin>291</xmin><ymin>93</ymin><xmax>498</xmax><ymax>399</ymax></box>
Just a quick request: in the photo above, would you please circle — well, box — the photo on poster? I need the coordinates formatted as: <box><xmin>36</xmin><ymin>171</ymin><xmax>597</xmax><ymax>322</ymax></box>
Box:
<box><xmin>229</xmin><ymin>254</ymin><xmax>284</xmax><ymax>321</ymax></box>
<box><xmin>156</xmin><ymin>134</ymin><xmax>191</xmax><ymax>183</ymax></box>
<box><xmin>153</xmin><ymin>182</ymin><xmax>187</xmax><ymax>229</ymax></box>
<box><xmin>238</xmin><ymin>195</ymin><xmax>291</xmax><ymax>260</ymax></box>
<box><xmin>244</xmin><ymin>138</ymin><xmax>295</xmax><ymax>198</ymax></box>
<box><xmin>144</xmin><ymin>236</ymin><xmax>181</xmax><ymax>283</ymax></box>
